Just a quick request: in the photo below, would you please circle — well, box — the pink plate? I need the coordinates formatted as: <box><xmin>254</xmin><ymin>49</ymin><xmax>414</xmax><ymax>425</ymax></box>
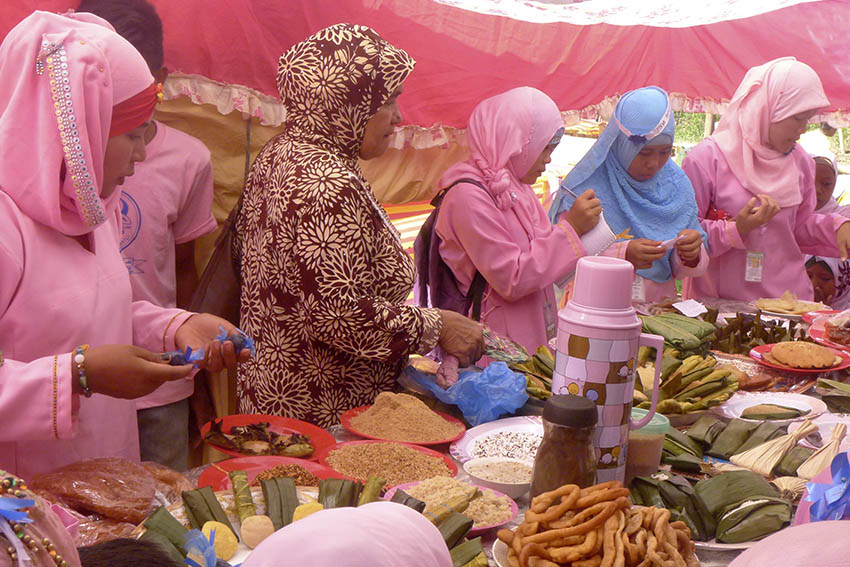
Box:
<box><xmin>808</xmin><ymin>315</ymin><xmax>850</xmax><ymax>352</ymax></box>
<box><xmin>385</xmin><ymin>480</ymin><xmax>518</xmax><ymax>536</ymax></box>
<box><xmin>748</xmin><ymin>343</ymin><xmax>850</xmax><ymax>374</ymax></box>
<box><xmin>197</xmin><ymin>456</ymin><xmax>345</xmax><ymax>490</ymax></box>
<box><xmin>802</xmin><ymin>310</ymin><xmax>841</xmax><ymax>325</ymax></box>
<box><xmin>315</xmin><ymin>440</ymin><xmax>459</xmax><ymax>486</ymax></box>
<box><xmin>200</xmin><ymin>414</ymin><xmax>337</xmax><ymax>460</ymax></box>
<box><xmin>340</xmin><ymin>405</ymin><xmax>466</xmax><ymax>446</ymax></box>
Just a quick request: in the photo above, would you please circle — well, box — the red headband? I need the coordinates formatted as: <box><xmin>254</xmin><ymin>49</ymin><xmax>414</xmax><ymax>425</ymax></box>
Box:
<box><xmin>109</xmin><ymin>81</ymin><xmax>158</xmax><ymax>137</ymax></box>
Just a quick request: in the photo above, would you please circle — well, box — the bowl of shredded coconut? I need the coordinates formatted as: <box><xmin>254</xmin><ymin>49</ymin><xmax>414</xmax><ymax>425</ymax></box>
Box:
<box><xmin>463</xmin><ymin>457</ymin><xmax>533</xmax><ymax>499</ymax></box>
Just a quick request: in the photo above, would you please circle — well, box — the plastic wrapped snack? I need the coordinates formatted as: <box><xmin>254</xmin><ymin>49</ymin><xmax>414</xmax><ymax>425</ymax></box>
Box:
<box><xmin>163</xmin><ymin>346</ymin><xmax>205</xmax><ymax>366</ymax></box>
<box><xmin>216</xmin><ymin>325</ymin><xmax>255</xmax><ymax>356</ymax></box>
<box><xmin>29</xmin><ymin>457</ymin><xmax>157</xmax><ymax>524</ymax></box>
<box><xmin>142</xmin><ymin>461</ymin><xmax>194</xmax><ymax>506</ymax></box>
<box><xmin>825</xmin><ymin>309</ymin><xmax>850</xmax><ymax>345</ymax></box>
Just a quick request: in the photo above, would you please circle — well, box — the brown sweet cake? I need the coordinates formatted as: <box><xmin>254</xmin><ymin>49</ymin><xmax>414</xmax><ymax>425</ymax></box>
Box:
<box><xmin>825</xmin><ymin>311</ymin><xmax>850</xmax><ymax>346</ymax></box>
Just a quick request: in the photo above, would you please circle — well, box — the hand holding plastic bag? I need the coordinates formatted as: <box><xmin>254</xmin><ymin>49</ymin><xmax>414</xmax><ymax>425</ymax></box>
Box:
<box><xmin>405</xmin><ymin>361</ymin><xmax>528</xmax><ymax>426</ymax></box>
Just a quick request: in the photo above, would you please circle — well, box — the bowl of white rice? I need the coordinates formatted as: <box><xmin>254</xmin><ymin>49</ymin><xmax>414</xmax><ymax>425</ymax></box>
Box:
<box><xmin>462</xmin><ymin>456</ymin><xmax>532</xmax><ymax>499</ymax></box>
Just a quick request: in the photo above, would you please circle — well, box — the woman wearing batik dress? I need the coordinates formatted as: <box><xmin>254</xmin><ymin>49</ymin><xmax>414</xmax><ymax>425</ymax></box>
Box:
<box><xmin>236</xmin><ymin>24</ymin><xmax>482</xmax><ymax>427</ymax></box>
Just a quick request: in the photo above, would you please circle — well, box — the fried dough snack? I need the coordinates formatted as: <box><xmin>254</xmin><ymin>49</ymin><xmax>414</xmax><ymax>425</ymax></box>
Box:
<box><xmin>498</xmin><ymin>482</ymin><xmax>699</xmax><ymax>567</ymax></box>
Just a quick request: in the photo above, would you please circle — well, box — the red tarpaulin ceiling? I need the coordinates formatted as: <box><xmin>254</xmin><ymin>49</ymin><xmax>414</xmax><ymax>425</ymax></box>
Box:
<box><xmin>5</xmin><ymin>0</ymin><xmax>850</xmax><ymax>147</ymax></box>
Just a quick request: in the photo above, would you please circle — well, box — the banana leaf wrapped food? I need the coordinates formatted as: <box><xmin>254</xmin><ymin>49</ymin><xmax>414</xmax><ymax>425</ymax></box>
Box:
<box><xmin>632</xmin><ymin>473</ymin><xmax>715</xmax><ymax>541</ymax></box>
<box><xmin>715</xmin><ymin>496</ymin><xmax>792</xmax><ymax>543</ymax></box>
<box><xmin>661</xmin><ymin>427</ymin><xmax>704</xmax><ymax>472</ymax></box>
<box><xmin>706</xmin><ymin>419</ymin><xmax>758</xmax><ymax>459</ymax></box>
<box><xmin>695</xmin><ymin>470</ymin><xmax>780</xmax><ymax>519</ymax></box>
<box><xmin>686</xmin><ymin>416</ymin><xmax>726</xmax><ymax>447</ymax></box>
<box><xmin>734</xmin><ymin>422</ymin><xmax>785</xmax><ymax>454</ymax></box>
<box><xmin>775</xmin><ymin>445</ymin><xmax>815</xmax><ymax>477</ymax></box>
<box><xmin>740</xmin><ymin>403</ymin><xmax>809</xmax><ymax>421</ymax></box>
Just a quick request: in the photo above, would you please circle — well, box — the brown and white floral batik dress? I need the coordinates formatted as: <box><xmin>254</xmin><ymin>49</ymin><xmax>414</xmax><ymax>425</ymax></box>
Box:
<box><xmin>235</xmin><ymin>24</ymin><xmax>442</xmax><ymax>428</ymax></box>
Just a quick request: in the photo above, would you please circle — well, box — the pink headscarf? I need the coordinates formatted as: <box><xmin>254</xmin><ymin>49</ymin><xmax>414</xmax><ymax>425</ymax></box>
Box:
<box><xmin>439</xmin><ymin>87</ymin><xmax>564</xmax><ymax>212</ymax></box>
<box><xmin>241</xmin><ymin>501</ymin><xmax>452</xmax><ymax>567</ymax></box>
<box><xmin>712</xmin><ymin>57</ymin><xmax>830</xmax><ymax>208</ymax></box>
<box><xmin>0</xmin><ymin>11</ymin><xmax>154</xmax><ymax>236</ymax></box>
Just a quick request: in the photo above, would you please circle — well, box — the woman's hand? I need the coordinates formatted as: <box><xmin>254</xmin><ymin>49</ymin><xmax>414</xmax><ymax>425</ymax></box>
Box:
<box><xmin>625</xmin><ymin>239</ymin><xmax>666</xmax><ymax>270</ymax></box>
<box><xmin>564</xmin><ymin>189</ymin><xmax>602</xmax><ymax>235</ymax></box>
<box><xmin>735</xmin><ymin>194</ymin><xmax>780</xmax><ymax>238</ymax></box>
<box><xmin>675</xmin><ymin>229</ymin><xmax>703</xmax><ymax>264</ymax></box>
<box><xmin>79</xmin><ymin>344</ymin><xmax>193</xmax><ymax>399</ymax></box>
<box><xmin>437</xmin><ymin>310</ymin><xmax>484</xmax><ymax>368</ymax></box>
<box><xmin>837</xmin><ymin>222</ymin><xmax>850</xmax><ymax>260</ymax></box>
<box><xmin>175</xmin><ymin>313</ymin><xmax>252</xmax><ymax>372</ymax></box>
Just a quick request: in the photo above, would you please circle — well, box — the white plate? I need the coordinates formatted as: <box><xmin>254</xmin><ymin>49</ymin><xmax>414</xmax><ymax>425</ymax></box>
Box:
<box><xmin>493</xmin><ymin>539</ymin><xmax>509</xmax><ymax>567</ymax></box>
<box><xmin>711</xmin><ymin>392</ymin><xmax>827</xmax><ymax>424</ymax></box>
<box><xmin>450</xmin><ymin>416</ymin><xmax>543</xmax><ymax>463</ymax></box>
<box><xmin>757</xmin><ymin>309</ymin><xmax>804</xmax><ymax>321</ymax></box>
<box><xmin>788</xmin><ymin>413</ymin><xmax>850</xmax><ymax>451</ymax></box>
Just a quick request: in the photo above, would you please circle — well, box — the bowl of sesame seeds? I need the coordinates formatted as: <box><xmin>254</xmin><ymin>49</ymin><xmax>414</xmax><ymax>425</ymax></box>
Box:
<box><xmin>450</xmin><ymin>416</ymin><xmax>543</xmax><ymax>464</ymax></box>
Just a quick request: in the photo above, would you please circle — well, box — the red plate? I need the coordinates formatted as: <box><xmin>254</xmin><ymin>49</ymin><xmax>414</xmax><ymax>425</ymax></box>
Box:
<box><xmin>802</xmin><ymin>309</ymin><xmax>841</xmax><ymax>325</ymax></box>
<box><xmin>808</xmin><ymin>315</ymin><xmax>850</xmax><ymax>352</ymax></box>
<box><xmin>385</xmin><ymin>481</ymin><xmax>518</xmax><ymax>536</ymax></box>
<box><xmin>339</xmin><ymin>405</ymin><xmax>466</xmax><ymax>446</ymax></box>
<box><xmin>200</xmin><ymin>414</ymin><xmax>336</xmax><ymax>460</ymax></box>
<box><xmin>314</xmin><ymin>440</ymin><xmax>459</xmax><ymax>485</ymax></box>
<box><xmin>748</xmin><ymin>343</ymin><xmax>850</xmax><ymax>373</ymax></box>
<box><xmin>197</xmin><ymin>456</ymin><xmax>345</xmax><ymax>490</ymax></box>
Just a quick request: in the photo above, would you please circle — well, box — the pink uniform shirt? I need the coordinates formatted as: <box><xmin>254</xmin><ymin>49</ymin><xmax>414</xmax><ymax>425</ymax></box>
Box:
<box><xmin>122</xmin><ymin>122</ymin><xmax>217</xmax><ymax>410</ymax></box>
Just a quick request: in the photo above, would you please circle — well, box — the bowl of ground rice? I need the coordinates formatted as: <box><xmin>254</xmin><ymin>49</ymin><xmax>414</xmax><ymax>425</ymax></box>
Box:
<box><xmin>315</xmin><ymin>440</ymin><xmax>458</xmax><ymax>487</ymax></box>
<box><xmin>342</xmin><ymin>392</ymin><xmax>466</xmax><ymax>445</ymax></box>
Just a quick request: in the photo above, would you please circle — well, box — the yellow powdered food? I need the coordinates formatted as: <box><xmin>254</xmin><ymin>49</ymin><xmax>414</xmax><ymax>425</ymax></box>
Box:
<box><xmin>351</xmin><ymin>392</ymin><xmax>464</xmax><ymax>443</ymax></box>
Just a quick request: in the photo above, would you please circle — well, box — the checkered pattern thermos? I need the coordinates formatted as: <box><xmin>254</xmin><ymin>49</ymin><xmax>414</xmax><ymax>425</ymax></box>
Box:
<box><xmin>551</xmin><ymin>257</ymin><xmax>665</xmax><ymax>483</ymax></box>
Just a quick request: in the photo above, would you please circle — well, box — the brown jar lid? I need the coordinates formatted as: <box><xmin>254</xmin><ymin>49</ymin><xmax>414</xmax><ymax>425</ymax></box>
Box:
<box><xmin>542</xmin><ymin>395</ymin><xmax>598</xmax><ymax>428</ymax></box>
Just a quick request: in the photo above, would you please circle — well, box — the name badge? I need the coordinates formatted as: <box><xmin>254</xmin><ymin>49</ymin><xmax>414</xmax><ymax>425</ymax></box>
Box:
<box><xmin>745</xmin><ymin>251</ymin><xmax>764</xmax><ymax>283</ymax></box>
<box><xmin>631</xmin><ymin>274</ymin><xmax>646</xmax><ymax>302</ymax></box>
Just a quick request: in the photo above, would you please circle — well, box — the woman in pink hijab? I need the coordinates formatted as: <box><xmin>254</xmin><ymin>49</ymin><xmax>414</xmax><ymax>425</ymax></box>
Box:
<box><xmin>682</xmin><ymin>57</ymin><xmax>850</xmax><ymax>301</ymax></box>
<box><xmin>0</xmin><ymin>11</ymin><xmax>248</xmax><ymax>478</ymax></box>
<box><xmin>435</xmin><ymin>87</ymin><xmax>601</xmax><ymax>354</ymax></box>
<box><xmin>242</xmin><ymin>501</ymin><xmax>451</xmax><ymax>567</ymax></box>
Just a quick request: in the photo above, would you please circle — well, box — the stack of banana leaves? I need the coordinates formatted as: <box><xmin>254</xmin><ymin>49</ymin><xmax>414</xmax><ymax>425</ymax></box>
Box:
<box><xmin>634</xmin><ymin>351</ymin><xmax>738</xmax><ymax>416</ymax></box>
<box><xmin>509</xmin><ymin>346</ymin><xmax>555</xmax><ymax>401</ymax></box>
<box><xmin>710</xmin><ymin>311</ymin><xmax>807</xmax><ymax>355</ymax></box>
<box><xmin>638</xmin><ymin>313</ymin><xmax>716</xmax><ymax>358</ymax></box>
<box><xmin>630</xmin><ymin>470</ymin><xmax>792</xmax><ymax>543</ymax></box>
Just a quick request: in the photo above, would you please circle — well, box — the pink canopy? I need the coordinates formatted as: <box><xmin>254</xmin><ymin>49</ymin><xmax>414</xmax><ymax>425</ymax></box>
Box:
<box><xmin>5</xmin><ymin>0</ymin><xmax>850</xmax><ymax>145</ymax></box>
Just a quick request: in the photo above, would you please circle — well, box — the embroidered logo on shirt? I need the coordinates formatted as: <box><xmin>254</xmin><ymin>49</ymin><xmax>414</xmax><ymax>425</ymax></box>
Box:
<box><xmin>119</xmin><ymin>191</ymin><xmax>142</xmax><ymax>251</ymax></box>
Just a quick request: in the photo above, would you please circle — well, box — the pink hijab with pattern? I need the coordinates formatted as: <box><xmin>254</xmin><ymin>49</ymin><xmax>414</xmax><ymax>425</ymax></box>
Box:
<box><xmin>439</xmin><ymin>87</ymin><xmax>564</xmax><ymax>214</ymax></box>
<box><xmin>711</xmin><ymin>57</ymin><xmax>830</xmax><ymax>208</ymax></box>
<box><xmin>0</xmin><ymin>11</ymin><xmax>153</xmax><ymax>236</ymax></box>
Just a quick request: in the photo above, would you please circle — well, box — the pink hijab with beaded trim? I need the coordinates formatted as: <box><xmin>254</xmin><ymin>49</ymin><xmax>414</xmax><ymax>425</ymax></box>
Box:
<box><xmin>0</xmin><ymin>10</ymin><xmax>153</xmax><ymax>236</ymax></box>
<box><xmin>711</xmin><ymin>57</ymin><xmax>830</xmax><ymax>209</ymax></box>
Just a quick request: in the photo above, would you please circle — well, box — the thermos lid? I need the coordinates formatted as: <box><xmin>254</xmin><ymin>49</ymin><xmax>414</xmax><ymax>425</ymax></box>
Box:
<box><xmin>542</xmin><ymin>395</ymin><xmax>598</xmax><ymax>428</ymax></box>
<box><xmin>571</xmin><ymin>256</ymin><xmax>634</xmax><ymax>310</ymax></box>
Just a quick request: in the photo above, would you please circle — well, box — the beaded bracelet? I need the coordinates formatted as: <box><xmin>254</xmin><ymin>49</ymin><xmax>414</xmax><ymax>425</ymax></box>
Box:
<box><xmin>74</xmin><ymin>344</ymin><xmax>91</xmax><ymax>398</ymax></box>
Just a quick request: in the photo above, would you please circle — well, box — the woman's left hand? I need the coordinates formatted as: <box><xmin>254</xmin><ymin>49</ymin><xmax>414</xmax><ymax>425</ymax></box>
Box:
<box><xmin>174</xmin><ymin>313</ymin><xmax>252</xmax><ymax>372</ymax></box>
<box><xmin>837</xmin><ymin>222</ymin><xmax>850</xmax><ymax>261</ymax></box>
<box><xmin>675</xmin><ymin>229</ymin><xmax>703</xmax><ymax>263</ymax></box>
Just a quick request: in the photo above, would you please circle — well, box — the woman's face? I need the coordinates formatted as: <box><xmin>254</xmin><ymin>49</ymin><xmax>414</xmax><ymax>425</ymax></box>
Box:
<box><xmin>807</xmin><ymin>262</ymin><xmax>835</xmax><ymax>303</ymax></box>
<box><xmin>767</xmin><ymin>109</ymin><xmax>817</xmax><ymax>154</ymax></box>
<box><xmin>101</xmin><ymin>122</ymin><xmax>148</xmax><ymax>198</ymax></box>
<box><xmin>627</xmin><ymin>144</ymin><xmax>672</xmax><ymax>182</ymax></box>
<box><xmin>520</xmin><ymin>144</ymin><xmax>557</xmax><ymax>184</ymax></box>
<box><xmin>359</xmin><ymin>86</ymin><xmax>403</xmax><ymax>160</ymax></box>
<box><xmin>814</xmin><ymin>159</ymin><xmax>837</xmax><ymax>209</ymax></box>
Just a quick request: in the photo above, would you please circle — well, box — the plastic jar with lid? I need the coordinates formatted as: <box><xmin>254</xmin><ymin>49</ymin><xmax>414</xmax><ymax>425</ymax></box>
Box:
<box><xmin>625</xmin><ymin>408</ymin><xmax>670</xmax><ymax>484</ymax></box>
<box><xmin>530</xmin><ymin>395</ymin><xmax>598</xmax><ymax>498</ymax></box>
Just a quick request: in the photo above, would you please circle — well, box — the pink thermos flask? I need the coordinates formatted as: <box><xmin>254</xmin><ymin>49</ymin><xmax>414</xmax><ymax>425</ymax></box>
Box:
<box><xmin>551</xmin><ymin>257</ymin><xmax>664</xmax><ymax>483</ymax></box>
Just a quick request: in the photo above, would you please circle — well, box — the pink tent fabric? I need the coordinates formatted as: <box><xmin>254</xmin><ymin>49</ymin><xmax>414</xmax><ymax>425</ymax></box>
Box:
<box><xmin>5</xmin><ymin>1</ymin><xmax>850</xmax><ymax>140</ymax></box>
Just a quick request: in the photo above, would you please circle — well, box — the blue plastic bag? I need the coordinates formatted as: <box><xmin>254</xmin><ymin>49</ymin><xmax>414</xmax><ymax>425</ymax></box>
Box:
<box><xmin>405</xmin><ymin>361</ymin><xmax>528</xmax><ymax>426</ymax></box>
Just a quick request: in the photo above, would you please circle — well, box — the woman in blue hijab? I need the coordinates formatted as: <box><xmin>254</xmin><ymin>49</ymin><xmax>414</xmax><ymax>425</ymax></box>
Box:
<box><xmin>549</xmin><ymin>86</ymin><xmax>708</xmax><ymax>302</ymax></box>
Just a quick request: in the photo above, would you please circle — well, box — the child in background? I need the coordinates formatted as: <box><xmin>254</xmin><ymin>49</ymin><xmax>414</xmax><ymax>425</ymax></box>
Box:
<box><xmin>77</xmin><ymin>0</ymin><xmax>218</xmax><ymax>471</ymax></box>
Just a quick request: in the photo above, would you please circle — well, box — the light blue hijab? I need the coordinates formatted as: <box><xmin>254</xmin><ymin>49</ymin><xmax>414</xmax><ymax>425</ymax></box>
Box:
<box><xmin>549</xmin><ymin>86</ymin><xmax>706</xmax><ymax>283</ymax></box>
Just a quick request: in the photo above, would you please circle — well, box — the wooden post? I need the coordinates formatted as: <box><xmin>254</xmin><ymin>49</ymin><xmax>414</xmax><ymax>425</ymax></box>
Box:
<box><xmin>703</xmin><ymin>113</ymin><xmax>715</xmax><ymax>138</ymax></box>
<box><xmin>839</xmin><ymin>127</ymin><xmax>845</xmax><ymax>154</ymax></box>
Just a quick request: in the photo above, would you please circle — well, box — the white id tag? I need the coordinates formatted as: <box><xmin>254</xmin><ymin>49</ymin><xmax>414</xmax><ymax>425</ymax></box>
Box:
<box><xmin>745</xmin><ymin>251</ymin><xmax>764</xmax><ymax>282</ymax></box>
<box><xmin>631</xmin><ymin>274</ymin><xmax>646</xmax><ymax>301</ymax></box>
